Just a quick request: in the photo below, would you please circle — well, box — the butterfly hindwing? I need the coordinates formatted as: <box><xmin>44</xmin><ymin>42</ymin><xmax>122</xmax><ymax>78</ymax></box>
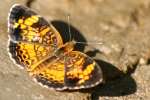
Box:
<box><xmin>30</xmin><ymin>49</ymin><xmax>103</xmax><ymax>90</ymax></box>
<box><xmin>31</xmin><ymin>55</ymin><xmax>67</xmax><ymax>90</ymax></box>
<box><xmin>8</xmin><ymin>41</ymin><xmax>54</xmax><ymax>69</ymax></box>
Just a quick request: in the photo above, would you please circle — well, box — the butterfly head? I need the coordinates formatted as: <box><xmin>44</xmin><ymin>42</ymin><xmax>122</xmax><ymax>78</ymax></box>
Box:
<box><xmin>54</xmin><ymin>41</ymin><xmax>75</xmax><ymax>57</ymax></box>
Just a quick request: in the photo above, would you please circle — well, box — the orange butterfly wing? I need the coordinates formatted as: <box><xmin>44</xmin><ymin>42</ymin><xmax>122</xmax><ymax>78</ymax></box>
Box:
<box><xmin>8</xmin><ymin>4</ymin><xmax>63</xmax><ymax>69</ymax></box>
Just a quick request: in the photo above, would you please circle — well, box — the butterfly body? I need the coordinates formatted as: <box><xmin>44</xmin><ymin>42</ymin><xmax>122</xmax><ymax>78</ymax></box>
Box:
<box><xmin>8</xmin><ymin>4</ymin><xmax>103</xmax><ymax>90</ymax></box>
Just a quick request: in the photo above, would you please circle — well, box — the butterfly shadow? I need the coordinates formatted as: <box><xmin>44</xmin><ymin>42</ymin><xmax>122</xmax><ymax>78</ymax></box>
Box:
<box><xmin>51</xmin><ymin>20</ymin><xmax>137</xmax><ymax>99</ymax></box>
<box><xmin>91</xmin><ymin>60</ymin><xmax>137</xmax><ymax>100</ymax></box>
<box><xmin>80</xmin><ymin>49</ymin><xmax>137</xmax><ymax>99</ymax></box>
<box><xmin>51</xmin><ymin>20</ymin><xmax>87</xmax><ymax>52</ymax></box>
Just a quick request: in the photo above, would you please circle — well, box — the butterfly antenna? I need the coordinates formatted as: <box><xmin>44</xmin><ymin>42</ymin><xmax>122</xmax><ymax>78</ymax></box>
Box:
<box><xmin>75</xmin><ymin>41</ymin><xmax>104</xmax><ymax>45</ymax></box>
<box><xmin>67</xmin><ymin>14</ymin><xmax>72</xmax><ymax>42</ymax></box>
<box><xmin>66</xmin><ymin>14</ymin><xmax>103</xmax><ymax>46</ymax></box>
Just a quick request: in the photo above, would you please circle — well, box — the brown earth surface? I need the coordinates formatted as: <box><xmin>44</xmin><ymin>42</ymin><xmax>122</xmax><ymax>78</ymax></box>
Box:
<box><xmin>0</xmin><ymin>0</ymin><xmax>150</xmax><ymax>100</ymax></box>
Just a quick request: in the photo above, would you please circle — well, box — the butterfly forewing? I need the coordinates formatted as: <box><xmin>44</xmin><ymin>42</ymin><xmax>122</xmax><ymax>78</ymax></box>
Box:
<box><xmin>8</xmin><ymin>4</ymin><xmax>63</xmax><ymax>46</ymax></box>
<box><xmin>8</xmin><ymin>4</ymin><xmax>63</xmax><ymax>69</ymax></box>
<box><xmin>65</xmin><ymin>51</ymin><xmax>103</xmax><ymax>89</ymax></box>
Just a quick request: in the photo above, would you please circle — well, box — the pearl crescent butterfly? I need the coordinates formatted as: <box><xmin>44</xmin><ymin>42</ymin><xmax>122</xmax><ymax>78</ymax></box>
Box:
<box><xmin>8</xmin><ymin>4</ymin><xmax>103</xmax><ymax>90</ymax></box>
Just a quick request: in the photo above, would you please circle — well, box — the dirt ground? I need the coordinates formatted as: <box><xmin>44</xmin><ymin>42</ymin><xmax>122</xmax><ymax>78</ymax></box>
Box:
<box><xmin>0</xmin><ymin>0</ymin><xmax>150</xmax><ymax>100</ymax></box>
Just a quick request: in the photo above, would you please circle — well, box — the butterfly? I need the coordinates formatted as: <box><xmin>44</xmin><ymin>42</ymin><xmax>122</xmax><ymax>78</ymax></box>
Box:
<box><xmin>7</xmin><ymin>4</ymin><xmax>103</xmax><ymax>91</ymax></box>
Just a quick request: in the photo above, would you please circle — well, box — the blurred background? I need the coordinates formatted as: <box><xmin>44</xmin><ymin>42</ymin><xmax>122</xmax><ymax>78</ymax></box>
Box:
<box><xmin>0</xmin><ymin>0</ymin><xmax>150</xmax><ymax>100</ymax></box>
